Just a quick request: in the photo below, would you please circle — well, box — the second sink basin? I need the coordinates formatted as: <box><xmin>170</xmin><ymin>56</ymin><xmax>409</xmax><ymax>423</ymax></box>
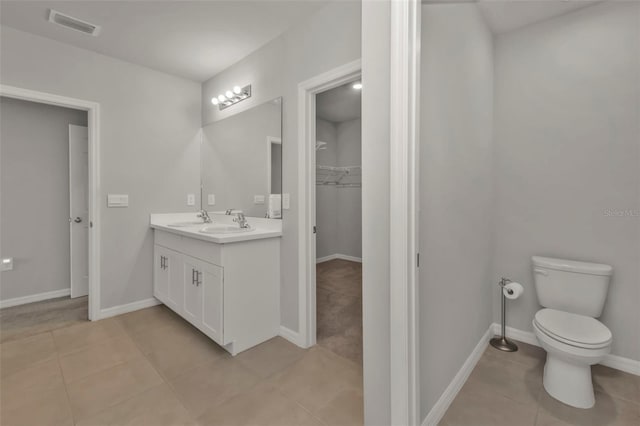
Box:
<box><xmin>199</xmin><ymin>224</ymin><xmax>254</xmax><ymax>234</ymax></box>
<box><xmin>167</xmin><ymin>221</ymin><xmax>205</xmax><ymax>227</ymax></box>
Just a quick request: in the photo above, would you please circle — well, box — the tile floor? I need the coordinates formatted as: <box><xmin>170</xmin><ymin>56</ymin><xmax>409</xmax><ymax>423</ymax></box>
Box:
<box><xmin>441</xmin><ymin>341</ymin><xmax>640</xmax><ymax>426</ymax></box>
<box><xmin>0</xmin><ymin>302</ymin><xmax>363</xmax><ymax>426</ymax></box>
<box><xmin>316</xmin><ymin>259</ymin><xmax>363</xmax><ymax>365</ymax></box>
<box><xmin>3</xmin><ymin>294</ymin><xmax>637</xmax><ymax>426</ymax></box>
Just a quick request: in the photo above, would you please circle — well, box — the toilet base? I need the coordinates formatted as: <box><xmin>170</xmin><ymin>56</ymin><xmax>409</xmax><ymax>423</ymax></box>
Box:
<box><xmin>543</xmin><ymin>353</ymin><xmax>595</xmax><ymax>409</ymax></box>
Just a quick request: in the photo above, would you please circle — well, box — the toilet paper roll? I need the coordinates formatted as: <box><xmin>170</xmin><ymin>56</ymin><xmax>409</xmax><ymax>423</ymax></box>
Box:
<box><xmin>503</xmin><ymin>282</ymin><xmax>524</xmax><ymax>300</ymax></box>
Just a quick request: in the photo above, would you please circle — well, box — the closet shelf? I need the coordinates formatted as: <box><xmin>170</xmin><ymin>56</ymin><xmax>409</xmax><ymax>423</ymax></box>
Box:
<box><xmin>316</xmin><ymin>165</ymin><xmax>361</xmax><ymax>187</ymax></box>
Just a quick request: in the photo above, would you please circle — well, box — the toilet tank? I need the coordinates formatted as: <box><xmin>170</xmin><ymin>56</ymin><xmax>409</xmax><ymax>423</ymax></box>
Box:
<box><xmin>532</xmin><ymin>256</ymin><xmax>613</xmax><ymax>318</ymax></box>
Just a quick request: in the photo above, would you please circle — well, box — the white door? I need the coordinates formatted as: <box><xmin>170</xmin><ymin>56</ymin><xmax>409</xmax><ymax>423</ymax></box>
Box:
<box><xmin>69</xmin><ymin>125</ymin><xmax>89</xmax><ymax>298</ymax></box>
<box><xmin>183</xmin><ymin>256</ymin><xmax>203</xmax><ymax>325</ymax></box>
<box><xmin>201</xmin><ymin>262</ymin><xmax>224</xmax><ymax>344</ymax></box>
<box><xmin>153</xmin><ymin>245</ymin><xmax>170</xmax><ymax>303</ymax></box>
<box><xmin>166</xmin><ymin>249</ymin><xmax>184</xmax><ymax>313</ymax></box>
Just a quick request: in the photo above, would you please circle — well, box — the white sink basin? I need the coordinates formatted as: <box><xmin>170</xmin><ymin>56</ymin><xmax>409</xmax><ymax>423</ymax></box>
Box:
<box><xmin>199</xmin><ymin>224</ymin><xmax>254</xmax><ymax>234</ymax></box>
<box><xmin>167</xmin><ymin>221</ymin><xmax>205</xmax><ymax>227</ymax></box>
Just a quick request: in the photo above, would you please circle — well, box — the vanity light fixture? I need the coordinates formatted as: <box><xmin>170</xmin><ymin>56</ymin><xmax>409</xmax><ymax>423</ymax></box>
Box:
<box><xmin>352</xmin><ymin>82</ymin><xmax>363</xmax><ymax>90</ymax></box>
<box><xmin>211</xmin><ymin>84</ymin><xmax>252</xmax><ymax>110</ymax></box>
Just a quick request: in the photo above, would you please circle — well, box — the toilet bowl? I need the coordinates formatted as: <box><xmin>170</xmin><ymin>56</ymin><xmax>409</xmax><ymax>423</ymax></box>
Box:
<box><xmin>531</xmin><ymin>256</ymin><xmax>613</xmax><ymax>409</ymax></box>
<box><xmin>532</xmin><ymin>308</ymin><xmax>611</xmax><ymax>408</ymax></box>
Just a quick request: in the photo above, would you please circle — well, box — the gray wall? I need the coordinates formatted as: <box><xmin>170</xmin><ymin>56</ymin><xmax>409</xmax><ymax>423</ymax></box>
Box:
<box><xmin>336</xmin><ymin>118</ymin><xmax>362</xmax><ymax>259</ymax></box>
<box><xmin>0</xmin><ymin>97</ymin><xmax>87</xmax><ymax>301</ymax></box>
<box><xmin>492</xmin><ymin>1</ymin><xmax>640</xmax><ymax>361</ymax></box>
<box><xmin>362</xmin><ymin>0</ymin><xmax>391</xmax><ymax>423</ymax></box>
<box><xmin>316</xmin><ymin>119</ymin><xmax>339</xmax><ymax>259</ymax></box>
<box><xmin>315</xmin><ymin>117</ymin><xmax>362</xmax><ymax>260</ymax></box>
<box><xmin>0</xmin><ymin>26</ymin><xmax>202</xmax><ymax>310</ymax></box>
<box><xmin>419</xmin><ymin>3</ymin><xmax>495</xmax><ymax>417</ymax></box>
<box><xmin>201</xmin><ymin>1</ymin><xmax>361</xmax><ymax>332</ymax></box>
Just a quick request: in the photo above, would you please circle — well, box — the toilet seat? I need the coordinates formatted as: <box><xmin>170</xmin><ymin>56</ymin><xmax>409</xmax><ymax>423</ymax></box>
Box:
<box><xmin>534</xmin><ymin>309</ymin><xmax>612</xmax><ymax>349</ymax></box>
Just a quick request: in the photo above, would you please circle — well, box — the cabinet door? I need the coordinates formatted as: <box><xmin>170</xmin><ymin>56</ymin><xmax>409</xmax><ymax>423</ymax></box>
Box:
<box><xmin>165</xmin><ymin>248</ymin><xmax>184</xmax><ymax>313</ymax></box>
<box><xmin>200</xmin><ymin>262</ymin><xmax>224</xmax><ymax>343</ymax></box>
<box><xmin>183</xmin><ymin>256</ymin><xmax>202</xmax><ymax>325</ymax></box>
<box><xmin>153</xmin><ymin>245</ymin><xmax>169</xmax><ymax>304</ymax></box>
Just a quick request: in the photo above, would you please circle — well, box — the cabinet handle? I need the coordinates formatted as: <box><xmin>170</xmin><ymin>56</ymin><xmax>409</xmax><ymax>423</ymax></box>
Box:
<box><xmin>197</xmin><ymin>271</ymin><xmax>203</xmax><ymax>286</ymax></box>
<box><xmin>192</xmin><ymin>269</ymin><xmax>196</xmax><ymax>285</ymax></box>
<box><xmin>160</xmin><ymin>256</ymin><xmax>165</xmax><ymax>270</ymax></box>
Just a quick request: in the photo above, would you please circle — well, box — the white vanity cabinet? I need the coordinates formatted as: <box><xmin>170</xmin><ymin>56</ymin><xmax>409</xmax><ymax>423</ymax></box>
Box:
<box><xmin>152</xmin><ymin>228</ymin><xmax>280</xmax><ymax>355</ymax></box>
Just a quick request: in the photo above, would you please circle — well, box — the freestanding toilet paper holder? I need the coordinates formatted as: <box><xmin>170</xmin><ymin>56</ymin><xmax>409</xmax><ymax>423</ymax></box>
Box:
<box><xmin>490</xmin><ymin>277</ymin><xmax>518</xmax><ymax>352</ymax></box>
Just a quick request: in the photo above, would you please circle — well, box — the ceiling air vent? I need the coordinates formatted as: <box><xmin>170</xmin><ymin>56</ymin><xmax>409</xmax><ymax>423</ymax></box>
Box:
<box><xmin>48</xmin><ymin>9</ymin><xmax>101</xmax><ymax>36</ymax></box>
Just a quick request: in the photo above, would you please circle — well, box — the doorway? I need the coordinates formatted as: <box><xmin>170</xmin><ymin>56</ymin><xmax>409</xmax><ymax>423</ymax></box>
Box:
<box><xmin>0</xmin><ymin>85</ymin><xmax>100</xmax><ymax>321</ymax></box>
<box><xmin>296</xmin><ymin>60</ymin><xmax>361</xmax><ymax>349</ymax></box>
<box><xmin>314</xmin><ymin>81</ymin><xmax>362</xmax><ymax>363</ymax></box>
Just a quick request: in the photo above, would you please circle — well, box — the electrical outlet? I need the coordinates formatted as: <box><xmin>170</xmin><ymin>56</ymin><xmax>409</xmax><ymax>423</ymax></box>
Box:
<box><xmin>254</xmin><ymin>195</ymin><xmax>265</xmax><ymax>205</ymax></box>
<box><xmin>187</xmin><ymin>194</ymin><xmax>195</xmax><ymax>206</ymax></box>
<box><xmin>283</xmin><ymin>193</ymin><xmax>290</xmax><ymax>209</ymax></box>
<box><xmin>207</xmin><ymin>194</ymin><xmax>216</xmax><ymax>205</ymax></box>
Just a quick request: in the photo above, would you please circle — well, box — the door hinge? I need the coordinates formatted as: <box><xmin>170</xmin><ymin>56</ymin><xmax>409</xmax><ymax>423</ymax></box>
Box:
<box><xmin>313</xmin><ymin>226</ymin><xmax>317</xmax><ymax>234</ymax></box>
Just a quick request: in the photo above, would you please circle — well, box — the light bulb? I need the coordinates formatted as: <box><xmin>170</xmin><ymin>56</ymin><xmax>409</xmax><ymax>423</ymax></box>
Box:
<box><xmin>211</xmin><ymin>97</ymin><xmax>219</xmax><ymax>105</ymax></box>
<box><xmin>352</xmin><ymin>82</ymin><xmax>362</xmax><ymax>90</ymax></box>
<box><xmin>233</xmin><ymin>86</ymin><xmax>242</xmax><ymax>94</ymax></box>
<box><xmin>218</xmin><ymin>94</ymin><xmax>226</xmax><ymax>102</ymax></box>
<box><xmin>225</xmin><ymin>90</ymin><xmax>234</xmax><ymax>99</ymax></box>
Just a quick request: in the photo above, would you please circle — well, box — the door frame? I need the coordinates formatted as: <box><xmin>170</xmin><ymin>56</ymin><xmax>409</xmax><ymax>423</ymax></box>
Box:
<box><xmin>389</xmin><ymin>0</ymin><xmax>421</xmax><ymax>424</ymax></box>
<box><xmin>297</xmin><ymin>0</ymin><xmax>421</xmax><ymax>421</ymax></box>
<box><xmin>297</xmin><ymin>59</ymin><xmax>361</xmax><ymax>349</ymax></box>
<box><xmin>1</xmin><ymin>84</ymin><xmax>101</xmax><ymax>321</ymax></box>
<box><xmin>265</xmin><ymin>136</ymin><xmax>282</xmax><ymax>195</ymax></box>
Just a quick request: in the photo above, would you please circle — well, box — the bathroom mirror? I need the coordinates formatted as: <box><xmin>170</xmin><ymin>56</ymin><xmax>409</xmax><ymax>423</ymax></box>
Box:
<box><xmin>201</xmin><ymin>97</ymin><xmax>282</xmax><ymax>218</ymax></box>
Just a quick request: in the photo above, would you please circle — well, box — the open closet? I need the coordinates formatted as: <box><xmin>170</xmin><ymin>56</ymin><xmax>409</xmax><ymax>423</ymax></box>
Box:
<box><xmin>314</xmin><ymin>80</ymin><xmax>362</xmax><ymax>364</ymax></box>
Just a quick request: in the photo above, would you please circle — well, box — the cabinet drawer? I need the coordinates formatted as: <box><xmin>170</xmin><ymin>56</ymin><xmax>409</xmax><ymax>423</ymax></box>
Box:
<box><xmin>154</xmin><ymin>230</ymin><xmax>221</xmax><ymax>265</ymax></box>
<box><xmin>181</xmin><ymin>236</ymin><xmax>222</xmax><ymax>265</ymax></box>
<box><xmin>155</xmin><ymin>230</ymin><xmax>183</xmax><ymax>250</ymax></box>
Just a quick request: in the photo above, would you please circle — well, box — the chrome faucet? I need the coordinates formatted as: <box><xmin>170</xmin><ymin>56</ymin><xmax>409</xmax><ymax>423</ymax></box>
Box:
<box><xmin>233</xmin><ymin>212</ymin><xmax>250</xmax><ymax>229</ymax></box>
<box><xmin>225</xmin><ymin>208</ymin><xmax>235</xmax><ymax>215</ymax></box>
<box><xmin>197</xmin><ymin>209</ymin><xmax>212</xmax><ymax>223</ymax></box>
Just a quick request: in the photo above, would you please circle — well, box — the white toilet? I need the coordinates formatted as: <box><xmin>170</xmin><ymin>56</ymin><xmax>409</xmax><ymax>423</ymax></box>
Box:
<box><xmin>531</xmin><ymin>256</ymin><xmax>613</xmax><ymax>409</ymax></box>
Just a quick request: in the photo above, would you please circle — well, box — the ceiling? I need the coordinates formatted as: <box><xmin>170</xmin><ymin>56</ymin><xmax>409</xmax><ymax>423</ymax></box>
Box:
<box><xmin>316</xmin><ymin>81</ymin><xmax>361</xmax><ymax>123</ymax></box>
<box><xmin>0</xmin><ymin>0</ymin><xmax>327</xmax><ymax>82</ymax></box>
<box><xmin>423</xmin><ymin>0</ymin><xmax>601</xmax><ymax>34</ymax></box>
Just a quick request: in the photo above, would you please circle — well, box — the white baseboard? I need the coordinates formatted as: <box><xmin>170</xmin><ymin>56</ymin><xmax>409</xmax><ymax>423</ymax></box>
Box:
<box><xmin>490</xmin><ymin>322</ymin><xmax>640</xmax><ymax>376</ymax></box>
<box><xmin>316</xmin><ymin>253</ymin><xmax>362</xmax><ymax>264</ymax></box>
<box><xmin>97</xmin><ymin>298</ymin><xmax>161</xmax><ymax>320</ymax></box>
<box><xmin>491</xmin><ymin>323</ymin><xmax>539</xmax><ymax>346</ymax></box>
<box><xmin>279</xmin><ymin>325</ymin><xmax>306</xmax><ymax>348</ymax></box>
<box><xmin>601</xmin><ymin>353</ymin><xmax>640</xmax><ymax>376</ymax></box>
<box><xmin>0</xmin><ymin>288</ymin><xmax>71</xmax><ymax>309</ymax></box>
<box><xmin>422</xmin><ymin>327</ymin><xmax>492</xmax><ymax>426</ymax></box>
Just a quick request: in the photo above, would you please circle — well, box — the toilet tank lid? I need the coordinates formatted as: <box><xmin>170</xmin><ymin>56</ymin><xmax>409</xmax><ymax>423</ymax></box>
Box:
<box><xmin>532</xmin><ymin>256</ymin><xmax>613</xmax><ymax>276</ymax></box>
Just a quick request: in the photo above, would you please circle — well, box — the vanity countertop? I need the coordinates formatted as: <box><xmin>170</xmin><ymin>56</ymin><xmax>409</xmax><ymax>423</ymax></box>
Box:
<box><xmin>150</xmin><ymin>212</ymin><xmax>282</xmax><ymax>244</ymax></box>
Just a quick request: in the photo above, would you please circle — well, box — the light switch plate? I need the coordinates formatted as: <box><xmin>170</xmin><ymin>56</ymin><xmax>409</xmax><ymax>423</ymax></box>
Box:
<box><xmin>107</xmin><ymin>194</ymin><xmax>128</xmax><ymax>208</ymax></box>
<box><xmin>207</xmin><ymin>194</ymin><xmax>216</xmax><ymax>206</ymax></box>
<box><xmin>283</xmin><ymin>193</ymin><xmax>290</xmax><ymax>209</ymax></box>
<box><xmin>1</xmin><ymin>257</ymin><xmax>13</xmax><ymax>272</ymax></box>
<box><xmin>187</xmin><ymin>194</ymin><xmax>195</xmax><ymax>206</ymax></box>
<box><xmin>254</xmin><ymin>195</ymin><xmax>265</xmax><ymax>205</ymax></box>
